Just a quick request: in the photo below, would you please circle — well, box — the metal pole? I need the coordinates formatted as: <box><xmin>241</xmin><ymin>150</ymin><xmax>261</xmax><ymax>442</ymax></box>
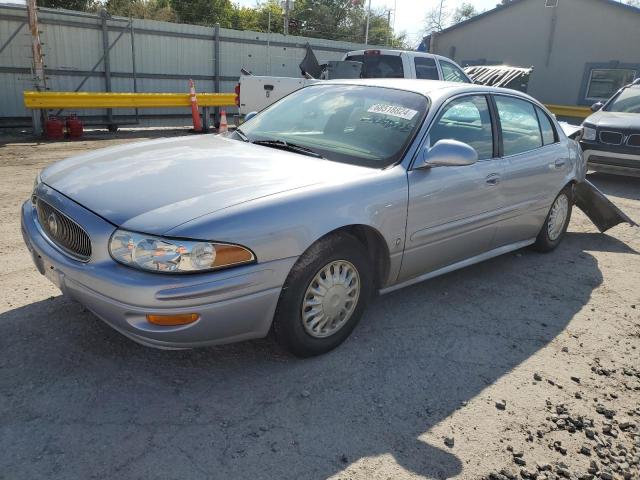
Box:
<box><xmin>214</xmin><ymin>23</ymin><xmax>220</xmax><ymax>125</ymax></box>
<box><xmin>364</xmin><ymin>0</ymin><xmax>371</xmax><ymax>45</ymax></box>
<box><xmin>267</xmin><ymin>11</ymin><xmax>271</xmax><ymax>75</ymax></box>
<box><xmin>130</xmin><ymin>18</ymin><xmax>139</xmax><ymax>123</ymax></box>
<box><xmin>393</xmin><ymin>0</ymin><xmax>397</xmax><ymax>32</ymax></box>
<box><xmin>284</xmin><ymin>0</ymin><xmax>290</xmax><ymax>35</ymax></box>
<box><xmin>100</xmin><ymin>9</ymin><xmax>114</xmax><ymax>130</ymax></box>
<box><xmin>27</xmin><ymin>0</ymin><xmax>46</xmax><ymax>135</ymax></box>
<box><xmin>386</xmin><ymin>10</ymin><xmax>391</xmax><ymax>46</ymax></box>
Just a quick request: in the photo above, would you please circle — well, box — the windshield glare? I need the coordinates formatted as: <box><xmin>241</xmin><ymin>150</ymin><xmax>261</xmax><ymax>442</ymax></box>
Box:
<box><xmin>605</xmin><ymin>87</ymin><xmax>640</xmax><ymax>113</ymax></box>
<box><xmin>238</xmin><ymin>84</ymin><xmax>428</xmax><ymax>168</ymax></box>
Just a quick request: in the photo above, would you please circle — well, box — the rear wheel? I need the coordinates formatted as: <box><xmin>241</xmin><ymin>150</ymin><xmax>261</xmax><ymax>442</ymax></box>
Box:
<box><xmin>272</xmin><ymin>233</ymin><xmax>373</xmax><ymax>357</ymax></box>
<box><xmin>532</xmin><ymin>186</ymin><xmax>573</xmax><ymax>252</ymax></box>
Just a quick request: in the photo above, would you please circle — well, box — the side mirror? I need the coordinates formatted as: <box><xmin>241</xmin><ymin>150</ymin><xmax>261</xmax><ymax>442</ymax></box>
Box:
<box><xmin>244</xmin><ymin>111</ymin><xmax>258</xmax><ymax>122</ymax></box>
<box><xmin>591</xmin><ymin>102</ymin><xmax>603</xmax><ymax>112</ymax></box>
<box><xmin>417</xmin><ymin>139</ymin><xmax>478</xmax><ymax>169</ymax></box>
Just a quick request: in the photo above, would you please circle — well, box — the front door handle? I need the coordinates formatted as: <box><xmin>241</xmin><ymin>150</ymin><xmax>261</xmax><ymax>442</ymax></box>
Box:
<box><xmin>554</xmin><ymin>159</ymin><xmax>567</xmax><ymax>169</ymax></box>
<box><xmin>486</xmin><ymin>173</ymin><xmax>500</xmax><ymax>186</ymax></box>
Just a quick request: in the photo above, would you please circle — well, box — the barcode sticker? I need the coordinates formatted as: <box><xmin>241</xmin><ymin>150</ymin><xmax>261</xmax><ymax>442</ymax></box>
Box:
<box><xmin>367</xmin><ymin>104</ymin><xmax>418</xmax><ymax>120</ymax></box>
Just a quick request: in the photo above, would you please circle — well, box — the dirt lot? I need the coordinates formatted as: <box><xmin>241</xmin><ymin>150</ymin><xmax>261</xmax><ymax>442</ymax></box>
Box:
<box><xmin>0</xmin><ymin>130</ymin><xmax>638</xmax><ymax>480</ymax></box>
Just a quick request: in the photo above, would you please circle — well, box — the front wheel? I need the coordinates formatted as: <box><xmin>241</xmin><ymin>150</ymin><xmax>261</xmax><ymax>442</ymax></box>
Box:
<box><xmin>272</xmin><ymin>233</ymin><xmax>373</xmax><ymax>357</ymax></box>
<box><xmin>532</xmin><ymin>186</ymin><xmax>573</xmax><ymax>252</ymax></box>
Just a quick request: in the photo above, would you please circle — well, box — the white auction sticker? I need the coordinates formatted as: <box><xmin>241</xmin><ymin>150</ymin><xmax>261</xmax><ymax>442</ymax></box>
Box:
<box><xmin>367</xmin><ymin>104</ymin><xmax>418</xmax><ymax>120</ymax></box>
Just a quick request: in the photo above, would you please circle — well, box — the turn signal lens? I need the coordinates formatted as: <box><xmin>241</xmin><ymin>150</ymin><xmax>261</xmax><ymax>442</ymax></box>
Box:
<box><xmin>213</xmin><ymin>244</ymin><xmax>254</xmax><ymax>267</ymax></box>
<box><xmin>146</xmin><ymin>313</ymin><xmax>200</xmax><ymax>326</ymax></box>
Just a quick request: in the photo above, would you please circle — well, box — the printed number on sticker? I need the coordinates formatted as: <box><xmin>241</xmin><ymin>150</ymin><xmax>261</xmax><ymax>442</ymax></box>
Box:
<box><xmin>367</xmin><ymin>104</ymin><xmax>418</xmax><ymax>120</ymax></box>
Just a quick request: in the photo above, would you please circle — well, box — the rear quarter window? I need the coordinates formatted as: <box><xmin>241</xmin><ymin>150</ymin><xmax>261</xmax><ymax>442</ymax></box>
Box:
<box><xmin>535</xmin><ymin>107</ymin><xmax>558</xmax><ymax>145</ymax></box>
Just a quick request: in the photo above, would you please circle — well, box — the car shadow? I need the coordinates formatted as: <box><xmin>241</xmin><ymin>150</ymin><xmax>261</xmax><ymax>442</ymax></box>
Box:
<box><xmin>0</xmin><ymin>233</ymin><xmax>629</xmax><ymax>479</ymax></box>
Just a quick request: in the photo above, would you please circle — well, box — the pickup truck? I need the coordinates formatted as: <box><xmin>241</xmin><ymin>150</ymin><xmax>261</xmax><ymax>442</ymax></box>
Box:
<box><xmin>236</xmin><ymin>49</ymin><xmax>472</xmax><ymax>115</ymax></box>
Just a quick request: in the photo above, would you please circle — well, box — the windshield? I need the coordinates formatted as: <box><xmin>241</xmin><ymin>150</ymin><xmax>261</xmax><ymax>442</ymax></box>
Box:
<box><xmin>237</xmin><ymin>84</ymin><xmax>429</xmax><ymax>168</ymax></box>
<box><xmin>605</xmin><ymin>86</ymin><xmax>640</xmax><ymax>113</ymax></box>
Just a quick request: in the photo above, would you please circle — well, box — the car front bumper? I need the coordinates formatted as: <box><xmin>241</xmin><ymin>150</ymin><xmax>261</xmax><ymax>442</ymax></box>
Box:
<box><xmin>21</xmin><ymin>197</ymin><xmax>295</xmax><ymax>349</ymax></box>
<box><xmin>581</xmin><ymin>146</ymin><xmax>640</xmax><ymax>177</ymax></box>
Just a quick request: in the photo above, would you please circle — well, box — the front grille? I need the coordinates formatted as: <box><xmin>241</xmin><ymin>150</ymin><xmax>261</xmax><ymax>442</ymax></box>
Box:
<box><xmin>35</xmin><ymin>198</ymin><xmax>92</xmax><ymax>261</ymax></box>
<box><xmin>599</xmin><ymin>131</ymin><xmax>623</xmax><ymax>145</ymax></box>
<box><xmin>628</xmin><ymin>134</ymin><xmax>640</xmax><ymax>147</ymax></box>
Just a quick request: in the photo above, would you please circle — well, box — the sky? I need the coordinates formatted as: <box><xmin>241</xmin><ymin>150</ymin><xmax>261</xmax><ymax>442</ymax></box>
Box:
<box><xmin>234</xmin><ymin>0</ymin><xmax>501</xmax><ymax>47</ymax></box>
<box><xmin>367</xmin><ymin>0</ymin><xmax>499</xmax><ymax>45</ymax></box>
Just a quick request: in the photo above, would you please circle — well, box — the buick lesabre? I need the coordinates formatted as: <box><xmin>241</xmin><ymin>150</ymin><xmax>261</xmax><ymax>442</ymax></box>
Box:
<box><xmin>22</xmin><ymin>79</ymin><xmax>586</xmax><ymax>356</ymax></box>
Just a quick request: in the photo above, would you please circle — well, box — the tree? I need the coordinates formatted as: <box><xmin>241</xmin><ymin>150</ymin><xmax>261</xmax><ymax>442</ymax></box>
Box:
<box><xmin>425</xmin><ymin>0</ymin><xmax>477</xmax><ymax>34</ymax></box>
<box><xmin>424</xmin><ymin>1</ymin><xmax>448</xmax><ymax>33</ymax></box>
<box><xmin>452</xmin><ymin>2</ymin><xmax>477</xmax><ymax>23</ymax></box>
<box><xmin>625</xmin><ymin>0</ymin><xmax>640</xmax><ymax>7</ymax></box>
<box><xmin>104</xmin><ymin>0</ymin><xmax>177</xmax><ymax>21</ymax></box>
<box><xmin>37</xmin><ymin>0</ymin><xmax>93</xmax><ymax>10</ymax></box>
<box><xmin>39</xmin><ymin>0</ymin><xmax>407</xmax><ymax>45</ymax></box>
<box><xmin>169</xmin><ymin>0</ymin><xmax>234</xmax><ymax>27</ymax></box>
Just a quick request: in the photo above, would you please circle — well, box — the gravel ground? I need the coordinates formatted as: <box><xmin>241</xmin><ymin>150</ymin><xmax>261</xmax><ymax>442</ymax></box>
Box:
<box><xmin>0</xmin><ymin>130</ymin><xmax>638</xmax><ymax>480</ymax></box>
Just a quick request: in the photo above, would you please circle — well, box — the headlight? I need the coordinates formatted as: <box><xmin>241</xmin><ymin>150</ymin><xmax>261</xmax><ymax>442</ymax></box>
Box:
<box><xmin>33</xmin><ymin>172</ymin><xmax>41</xmax><ymax>192</ymax></box>
<box><xmin>582</xmin><ymin>126</ymin><xmax>596</xmax><ymax>141</ymax></box>
<box><xmin>32</xmin><ymin>172</ymin><xmax>42</xmax><ymax>204</ymax></box>
<box><xmin>109</xmin><ymin>229</ymin><xmax>255</xmax><ymax>273</ymax></box>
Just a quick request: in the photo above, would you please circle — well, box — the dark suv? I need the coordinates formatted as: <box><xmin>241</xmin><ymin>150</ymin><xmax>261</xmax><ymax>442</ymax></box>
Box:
<box><xmin>580</xmin><ymin>79</ymin><xmax>640</xmax><ymax>177</ymax></box>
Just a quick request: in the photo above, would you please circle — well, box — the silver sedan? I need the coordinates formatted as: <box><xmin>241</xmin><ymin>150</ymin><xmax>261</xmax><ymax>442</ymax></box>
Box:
<box><xmin>22</xmin><ymin>79</ymin><xmax>585</xmax><ymax>356</ymax></box>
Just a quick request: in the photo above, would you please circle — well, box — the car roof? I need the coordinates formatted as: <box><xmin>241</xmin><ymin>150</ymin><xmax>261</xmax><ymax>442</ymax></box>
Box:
<box><xmin>345</xmin><ymin>49</ymin><xmax>451</xmax><ymax>62</ymax></box>
<box><xmin>320</xmin><ymin>78</ymin><xmax>537</xmax><ymax>103</ymax></box>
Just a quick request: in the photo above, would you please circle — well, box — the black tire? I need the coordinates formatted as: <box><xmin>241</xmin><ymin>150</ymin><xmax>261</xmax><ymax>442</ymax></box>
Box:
<box><xmin>532</xmin><ymin>185</ymin><xmax>573</xmax><ymax>253</ymax></box>
<box><xmin>272</xmin><ymin>233</ymin><xmax>373</xmax><ymax>357</ymax></box>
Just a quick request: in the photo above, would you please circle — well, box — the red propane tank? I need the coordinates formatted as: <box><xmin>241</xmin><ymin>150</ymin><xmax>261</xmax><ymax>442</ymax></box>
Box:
<box><xmin>66</xmin><ymin>114</ymin><xmax>83</xmax><ymax>139</ymax></box>
<box><xmin>44</xmin><ymin>116</ymin><xmax>65</xmax><ymax>140</ymax></box>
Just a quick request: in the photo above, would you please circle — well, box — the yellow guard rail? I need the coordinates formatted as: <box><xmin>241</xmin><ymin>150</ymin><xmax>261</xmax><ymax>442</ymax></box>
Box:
<box><xmin>545</xmin><ymin>104</ymin><xmax>591</xmax><ymax>119</ymax></box>
<box><xmin>24</xmin><ymin>91</ymin><xmax>237</xmax><ymax>109</ymax></box>
<box><xmin>24</xmin><ymin>91</ymin><xmax>590</xmax><ymax>120</ymax></box>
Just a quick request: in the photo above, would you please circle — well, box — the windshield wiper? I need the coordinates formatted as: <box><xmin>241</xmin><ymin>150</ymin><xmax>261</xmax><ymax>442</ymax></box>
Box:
<box><xmin>252</xmin><ymin>139</ymin><xmax>324</xmax><ymax>159</ymax></box>
<box><xmin>235</xmin><ymin>128</ymin><xmax>249</xmax><ymax>142</ymax></box>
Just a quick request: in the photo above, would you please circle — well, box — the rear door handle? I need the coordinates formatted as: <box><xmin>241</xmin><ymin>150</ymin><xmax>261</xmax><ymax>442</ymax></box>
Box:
<box><xmin>486</xmin><ymin>173</ymin><xmax>500</xmax><ymax>186</ymax></box>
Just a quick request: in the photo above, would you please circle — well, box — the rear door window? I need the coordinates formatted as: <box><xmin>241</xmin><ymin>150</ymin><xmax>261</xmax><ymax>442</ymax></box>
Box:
<box><xmin>494</xmin><ymin>96</ymin><xmax>543</xmax><ymax>156</ymax></box>
<box><xmin>414</xmin><ymin>57</ymin><xmax>439</xmax><ymax>80</ymax></box>
<box><xmin>439</xmin><ymin>60</ymin><xmax>469</xmax><ymax>83</ymax></box>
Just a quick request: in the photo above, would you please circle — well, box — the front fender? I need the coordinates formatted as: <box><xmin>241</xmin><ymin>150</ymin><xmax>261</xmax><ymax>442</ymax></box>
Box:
<box><xmin>166</xmin><ymin>165</ymin><xmax>409</xmax><ymax>270</ymax></box>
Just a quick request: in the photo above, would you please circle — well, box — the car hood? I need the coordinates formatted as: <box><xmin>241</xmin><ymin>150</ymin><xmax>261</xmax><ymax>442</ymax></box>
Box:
<box><xmin>41</xmin><ymin>135</ymin><xmax>371</xmax><ymax>235</ymax></box>
<box><xmin>584</xmin><ymin>111</ymin><xmax>640</xmax><ymax>130</ymax></box>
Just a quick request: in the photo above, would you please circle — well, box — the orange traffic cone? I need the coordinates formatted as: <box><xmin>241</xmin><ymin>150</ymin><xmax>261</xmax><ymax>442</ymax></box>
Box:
<box><xmin>189</xmin><ymin>79</ymin><xmax>202</xmax><ymax>132</ymax></box>
<box><xmin>218</xmin><ymin>109</ymin><xmax>228</xmax><ymax>134</ymax></box>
